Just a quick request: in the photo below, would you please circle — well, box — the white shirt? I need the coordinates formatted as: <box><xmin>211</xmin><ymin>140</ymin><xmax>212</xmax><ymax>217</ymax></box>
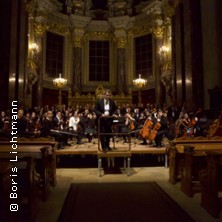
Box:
<box><xmin>104</xmin><ymin>99</ymin><xmax>110</xmax><ymax>115</ymax></box>
<box><xmin>69</xmin><ymin>116</ymin><xmax>80</xmax><ymax>131</ymax></box>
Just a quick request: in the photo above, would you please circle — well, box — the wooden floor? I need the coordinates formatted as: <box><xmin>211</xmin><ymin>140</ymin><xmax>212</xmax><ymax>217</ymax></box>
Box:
<box><xmin>55</xmin><ymin>137</ymin><xmax>168</xmax><ymax>168</ymax></box>
<box><xmin>55</xmin><ymin>137</ymin><xmax>167</xmax><ymax>155</ymax></box>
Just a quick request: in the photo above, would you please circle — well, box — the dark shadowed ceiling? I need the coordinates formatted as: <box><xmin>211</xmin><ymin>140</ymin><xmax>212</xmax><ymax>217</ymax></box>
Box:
<box><xmin>56</xmin><ymin>0</ymin><xmax>152</xmax><ymax>19</ymax></box>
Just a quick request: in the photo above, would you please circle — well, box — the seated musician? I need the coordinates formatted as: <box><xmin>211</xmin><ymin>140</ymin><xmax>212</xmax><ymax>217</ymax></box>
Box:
<box><xmin>139</xmin><ymin>111</ymin><xmax>153</xmax><ymax>145</ymax></box>
<box><xmin>0</xmin><ymin>110</ymin><xmax>11</xmax><ymax>138</ymax></box>
<box><xmin>41</xmin><ymin>110</ymin><xmax>70</xmax><ymax>149</ymax></box>
<box><xmin>153</xmin><ymin>110</ymin><xmax>169</xmax><ymax>148</ymax></box>
<box><xmin>68</xmin><ymin>111</ymin><xmax>83</xmax><ymax>144</ymax></box>
<box><xmin>83</xmin><ymin>112</ymin><xmax>97</xmax><ymax>143</ymax></box>
<box><xmin>174</xmin><ymin>112</ymin><xmax>190</xmax><ymax>138</ymax></box>
<box><xmin>27</xmin><ymin>111</ymin><xmax>41</xmax><ymax>137</ymax></box>
<box><xmin>119</xmin><ymin>112</ymin><xmax>136</xmax><ymax>143</ymax></box>
<box><xmin>17</xmin><ymin>109</ymin><xmax>28</xmax><ymax>137</ymax></box>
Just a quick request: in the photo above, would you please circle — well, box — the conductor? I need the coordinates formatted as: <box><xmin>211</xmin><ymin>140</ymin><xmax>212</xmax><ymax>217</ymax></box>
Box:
<box><xmin>94</xmin><ymin>89</ymin><xmax>117</xmax><ymax>152</ymax></box>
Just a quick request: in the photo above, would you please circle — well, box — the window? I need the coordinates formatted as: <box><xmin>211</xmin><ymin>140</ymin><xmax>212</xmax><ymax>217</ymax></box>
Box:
<box><xmin>46</xmin><ymin>32</ymin><xmax>64</xmax><ymax>78</ymax></box>
<box><xmin>134</xmin><ymin>34</ymin><xmax>153</xmax><ymax>78</ymax></box>
<box><xmin>89</xmin><ymin>40</ymin><xmax>110</xmax><ymax>81</ymax></box>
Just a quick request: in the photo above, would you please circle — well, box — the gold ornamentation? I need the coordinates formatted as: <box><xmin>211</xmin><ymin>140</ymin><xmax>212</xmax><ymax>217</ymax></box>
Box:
<box><xmin>88</xmin><ymin>31</ymin><xmax>111</xmax><ymax>40</ymax></box>
<box><xmin>27</xmin><ymin>59</ymin><xmax>37</xmax><ymax>69</ymax></box>
<box><xmin>117</xmin><ymin>37</ymin><xmax>127</xmax><ymax>48</ymax></box>
<box><xmin>161</xmin><ymin>60</ymin><xmax>172</xmax><ymax>75</ymax></box>
<box><xmin>150</xmin><ymin>26</ymin><xmax>164</xmax><ymax>39</ymax></box>
<box><xmin>161</xmin><ymin>72</ymin><xmax>173</xmax><ymax>99</ymax></box>
<box><xmin>95</xmin><ymin>85</ymin><xmax>105</xmax><ymax>98</ymax></box>
<box><xmin>48</xmin><ymin>23</ymin><xmax>69</xmax><ymax>35</ymax></box>
<box><xmin>73</xmin><ymin>35</ymin><xmax>83</xmax><ymax>48</ymax></box>
<box><xmin>129</xmin><ymin>24</ymin><xmax>151</xmax><ymax>36</ymax></box>
<box><xmin>34</xmin><ymin>22</ymin><xmax>47</xmax><ymax>37</ymax></box>
<box><xmin>26</xmin><ymin>59</ymin><xmax>38</xmax><ymax>94</ymax></box>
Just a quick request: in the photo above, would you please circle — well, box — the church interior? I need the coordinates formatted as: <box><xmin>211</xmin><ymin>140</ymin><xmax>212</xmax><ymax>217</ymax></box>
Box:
<box><xmin>0</xmin><ymin>0</ymin><xmax>222</xmax><ymax>221</ymax></box>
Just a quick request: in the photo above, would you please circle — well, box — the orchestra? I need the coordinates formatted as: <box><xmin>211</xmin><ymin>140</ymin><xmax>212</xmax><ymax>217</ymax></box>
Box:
<box><xmin>0</xmin><ymin>103</ymin><xmax>221</xmax><ymax>149</ymax></box>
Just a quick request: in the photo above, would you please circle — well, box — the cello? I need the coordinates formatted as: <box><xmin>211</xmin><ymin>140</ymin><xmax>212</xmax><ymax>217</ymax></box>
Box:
<box><xmin>148</xmin><ymin>121</ymin><xmax>161</xmax><ymax>141</ymax></box>
<box><xmin>139</xmin><ymin>118</ymin><xmax>153</xmax><ymax>139</ymax></box>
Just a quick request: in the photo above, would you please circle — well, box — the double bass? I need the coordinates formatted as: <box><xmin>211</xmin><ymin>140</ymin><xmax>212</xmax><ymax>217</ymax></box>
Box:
<box><xmin>139</xmin><ymin>118</ymin><xmax>153</xmax><ymax>139</ymax></box>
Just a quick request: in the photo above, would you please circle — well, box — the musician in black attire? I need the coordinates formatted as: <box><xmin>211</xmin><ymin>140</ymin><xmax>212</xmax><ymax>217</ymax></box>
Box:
<box><xmin>94</xmin><ymin>89</ymin><xmax>117</xmax><ymax>152</ymax></box>
<box><xmin>17</xmin><ymin>109</ymin><xmax>28</xmax><ymax>137</ymax></box>
<box><xmin>41</xmin><ymin>110</ymin><xmax>69</xmax><ymax>149</ymax></box>
<box><xmin>40</xmin><ymin>110</ymin><xmax>54</xmax><ymax>137</ymax></box>
<box><xmin>154</xmin><ymin>110</ymin><xmax>169</xmax><ymax>147</ymax></box>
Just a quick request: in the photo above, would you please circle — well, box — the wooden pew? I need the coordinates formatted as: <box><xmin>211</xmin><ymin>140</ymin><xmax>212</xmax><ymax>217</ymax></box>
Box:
<box><xmin>0</xmin><ymin>140</ymin><xmax>57</xmax><ymax>201</ymax></box>
<box><xmin>0</xmin><ymin>162</ymin><xmax>11</xmax><ymax>222</ymax></box>
<box><xmin>180</xmin><ymin>144</ymin><xmax>222</xmax><ymax>197</ymax></box>
<box><xmin>168</xmin><ymin>136</ymin><xmax>222</xmax><ymax>184</ymax></box>
<box><xmin>0</xmin><ymin>156</ymin><xmax>40</xmax><ymax>222</ymax></box>
<box><xmin>199</xmin><ymin>150</ymin><xmax>222</xmax><ymax>218</ymax></box>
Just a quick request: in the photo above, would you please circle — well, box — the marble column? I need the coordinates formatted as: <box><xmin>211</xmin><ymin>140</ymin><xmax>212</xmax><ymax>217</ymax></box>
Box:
<box><xmin>32</xmin><ymin>18</ymin><xmax>47</xmax><ymax>108</ymax></box>
<box><xmin>72</xmin><ymin>32</ymin><xmax>84</xmax><ymax>95</ymax></box>
<box><xmin>0</xmin><ymin>0</ymin><xmax>27</xmax><ymax>109</ymax></box>
<box><xmin>108</xmin><ymin>17</ymin><xmax>130</xmax><ymax>96</ymax></box>
<box><xmin>151</xmin><ymin>21</ymin><xmax>165</xmax><ymax>107</ymax></box>
<box><xmin>72</xmin><ymin>46</ymin><xmax>82</xmax><ymax>95</ymax></box>
<box><xmin>116</xmin><ymin>37</ymin><xmax>127</xmax><ymax>95</ymax></box>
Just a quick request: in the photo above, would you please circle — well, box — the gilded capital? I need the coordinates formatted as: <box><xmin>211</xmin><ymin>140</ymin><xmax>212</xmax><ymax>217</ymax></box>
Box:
<box><xmin>73</xmin><ymin>35</ymin><xmax>83</xmax><ymax>48</ymax></box>
<box><xmin>151</xmin><ymin>26</ymin><xmax>164</xmax><ymax>39</ymax></box>
<box><xmin>34</xmin><ymin>22</ymin><xmax>47</xmax><ymax>37</ymax></box>
<box><xmin>117</xmin><ymin>37</ymin><xmax>127</xmax><ymax>48</ymax></box>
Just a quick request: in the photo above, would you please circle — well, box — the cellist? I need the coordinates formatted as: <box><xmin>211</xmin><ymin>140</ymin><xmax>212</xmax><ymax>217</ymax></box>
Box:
<box><xmin>139</xmin><ymin>111</ymin><xmax>153</xmax><ymax>145</ymax></box>
<box><xmin>152</xmin><ymin>110</ymin><xmax>169</xmax><ymax>147</ymax></box>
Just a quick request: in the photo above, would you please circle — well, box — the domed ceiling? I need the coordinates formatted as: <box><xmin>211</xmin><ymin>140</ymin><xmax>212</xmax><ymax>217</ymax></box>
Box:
<box><xmin>55</xmin><ymin>0</ymin><xmax>153</xmax><ymax>20</ymax></box>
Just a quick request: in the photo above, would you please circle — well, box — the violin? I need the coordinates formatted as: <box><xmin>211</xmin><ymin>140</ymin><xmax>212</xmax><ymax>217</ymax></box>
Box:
<box><xmin>139</xmin><ymin>118</ymin><xmax>153</xmax><ymax>139</ymax></box>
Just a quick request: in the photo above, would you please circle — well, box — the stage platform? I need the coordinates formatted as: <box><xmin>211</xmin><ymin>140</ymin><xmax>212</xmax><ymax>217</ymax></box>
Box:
<box><xmin>55</xmin><ymin>137</ymin><xmax>169</xmax><ymax>168</ymax></box>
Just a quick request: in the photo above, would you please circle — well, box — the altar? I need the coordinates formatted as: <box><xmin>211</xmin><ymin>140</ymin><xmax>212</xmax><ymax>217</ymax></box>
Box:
<box><xmin>68</xmin><ymin>85</ymin><xmax>132</xmax><ymax>108</ymax></box>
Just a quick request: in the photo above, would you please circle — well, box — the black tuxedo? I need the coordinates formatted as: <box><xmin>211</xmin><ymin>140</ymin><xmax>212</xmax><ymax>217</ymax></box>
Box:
<box><xmin>94</xmin><ymin>98</ymin><xmax>117</xmax><ymax>117</ymax></box>
<box><xmin>94</xmin><ymin>98</ymin><xmax>117</xmax><ymax>150</ymax></box>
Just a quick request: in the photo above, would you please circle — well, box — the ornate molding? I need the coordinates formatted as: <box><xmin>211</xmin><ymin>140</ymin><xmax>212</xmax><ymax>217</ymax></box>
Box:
<box><xmin>129</xmin><ymin>24</ymin><xmax>151</xmax><ymax>36</ymax></box>
<box><xmin>72</xmin><ymin>27</ymin><xmax>85</xmax><ymax>48</ymax></box>
<box><xmin>161</xmin><ymin>60</ymin><xmax>173</xmax><ymax>75</ymax></box>
<box><xmin>26</xmin><ymin>59</ymin><xmax>38</xmax><ymax>94</ymax></box>
<box><xmin>73</xmin><ymin>35</ymin><xmax>84</xmax><ymax>48</ymax></box>
<box><xmin>87</xmin><ymin>31</ymin><xmax>112</xmax><ymax>40</ymax></box>
<box><xmin>160</xmin><ymin>60</ymin><xmax>173</xmax><ymax>99</ymax></box>
<box><xmin>47</xmin><ymin>22</ymin><xmax>69</xmax><ymax>35</ymax></box>
<box><xmin>34</xmin><ymin>21</ymin><xmax>47</xmax><ymax>37</ymax></box>
<box><xmin>116</xmin><ymin>37</ymin><xmax>127</xmax><ymax>48</ymax></box>
<box><xmin>150</xmin><ymin>25</ymin><xmax>164</xmax><ymax>39</ymax></box>
<box><xmin>113</xmin><ymin>28</ymin><xmax>127</xmax><ymax>48</ymax></box>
